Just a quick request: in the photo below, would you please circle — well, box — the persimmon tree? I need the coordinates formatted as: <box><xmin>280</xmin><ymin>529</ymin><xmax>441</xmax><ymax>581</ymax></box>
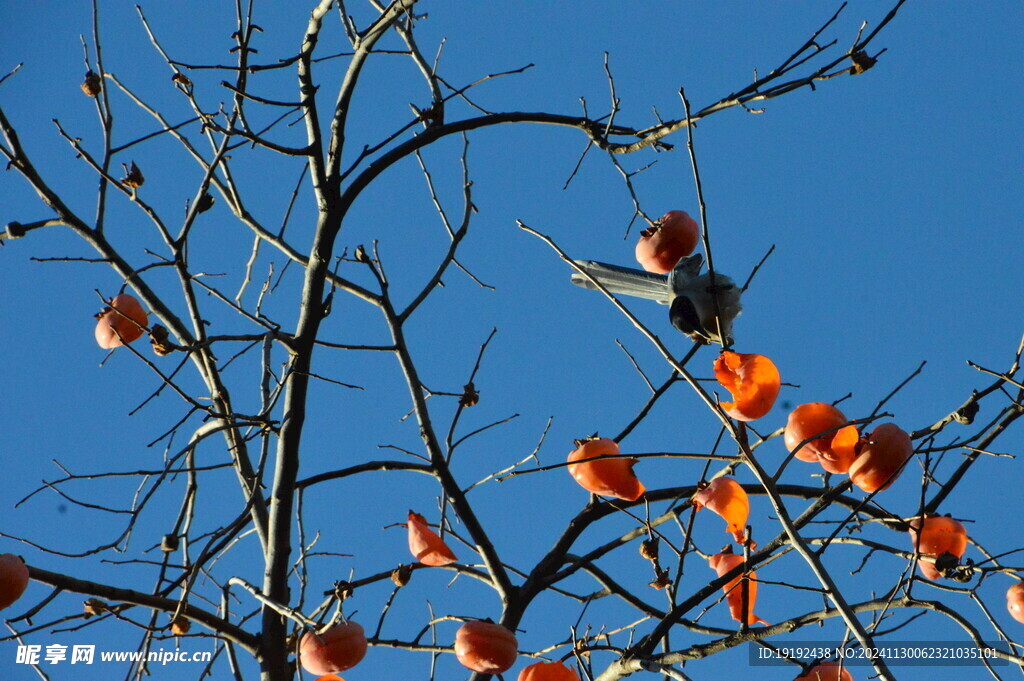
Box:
<box><xmin>2</xmin><ymin>2</ymin><xmax>1023</xmax><ymax>681</ymax></box>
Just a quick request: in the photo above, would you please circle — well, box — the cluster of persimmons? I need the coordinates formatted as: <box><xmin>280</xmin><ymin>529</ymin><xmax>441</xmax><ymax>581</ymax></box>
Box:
<box><xmin>0</xmin><ymin>210</ymin><xmax>1018</xmax><ymax>681</ymax></box>
<box><xmin>294</xmin><ymin>511</ymin><xmax>574</xmax><ymax>679</ymax></box>
<box><xmin>559</xmin><ymin>210</ymin><xmax>1013</xmax><ymax>679</ymax></box>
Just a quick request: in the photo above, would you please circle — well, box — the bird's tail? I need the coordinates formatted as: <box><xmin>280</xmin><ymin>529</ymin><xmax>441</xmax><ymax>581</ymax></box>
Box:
<box><xmin>570</xmin><ymin>260</ymin><xmax>671</xmax><ymax>304</ymax></box>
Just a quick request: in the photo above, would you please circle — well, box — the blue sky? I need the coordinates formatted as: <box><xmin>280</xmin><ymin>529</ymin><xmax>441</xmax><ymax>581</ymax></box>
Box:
<box><xmin>1</xmin><ymin>2</ymin><xmax>1022</xmax><ymax>680</ymax></box>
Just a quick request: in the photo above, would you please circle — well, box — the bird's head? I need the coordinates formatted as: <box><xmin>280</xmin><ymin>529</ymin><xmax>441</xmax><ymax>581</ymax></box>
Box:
<box><xmin>668</xmin><ymin>252</ymin><xmax>704</xmax><ymax>290</ymax></box>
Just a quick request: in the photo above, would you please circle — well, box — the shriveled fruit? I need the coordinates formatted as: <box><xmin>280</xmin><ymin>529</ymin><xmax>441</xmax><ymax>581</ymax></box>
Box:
<box><xmin>299</xmin><ymin>622</ymin><xmax>368</xmax><ymax>676</ymax></box>
<box><xmin>94</xmin><ymin>293</ymin><xmax>148</xmax><ymax>349</ymax></box>
<box><xmin>170</xmin><ymin>616</ymin><xmax>190</xmax><ymax>635</ymax></box>
<box><xmin>635</xmin><ymin>210</ymin><xmax>701</xmax><ymax>274</ymax></box>
<box><xmin>714</xmin><ymin>351</ymin><xmax>780</xmax><ymax>422</ymax></box>
<box><xmin>567</xmin><ymin>437</ymin><xmax>645</xmax><ymax>501</ymax></box>
<box><xmin>407</xmin><ymin>511</ymin><xmax>457</xmax><ymax>567</ymax></box>
<box><xmin>454</xmin><ymin>620</ymin><xmax>518</xmax><ymax>674</ymax></box>
<box><xmin>81</xmin><ymin>70</ymin><xmax>101</xmax><ymax>97</ymax></box>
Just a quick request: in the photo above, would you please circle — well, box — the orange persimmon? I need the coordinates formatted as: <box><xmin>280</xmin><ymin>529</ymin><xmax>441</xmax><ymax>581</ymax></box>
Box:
<box><xmin>0</xmin><ymin>554</ymin><xmax>29</xmax><ymax>610</ymax></box>
<box><xmin>454</xmin><ymin>620</ymin><xmax>518</xmax><ymax>674</ymax></box>
<box><xmin>908</xmin><ymin>514</ymin><xmax>968</xmax><ymax>580</ymax></box>
<box><xmin>1007</xmin><ymin>582</ymin><xmax>1024</xmax><ymax>624</ymax></box>
<box><xmin>847</xmin><ymin>423</ymin><xmax>912</xmax><ymax>493</ymax></box>
<box><xmin>94</xmin><ymin>293</ymin><xmax>148</xmax><ymax>348</ymax></box>
<box><xmin>693</xmin><ymin>477</ymin><xmax>749</xmax><ymax>543</ymax></box>
<box><xmin>708</xmin><ymin>549</ymin><xmax>767</xmax><ymax>625</ymax></box>
<box><xmin>567</xmin><ymin>437</ymin><xmax>645</xmax><ymax>501</ymax></box>
<box><xmin>794</xmin><ymin>660</ymin><xmax>854</xmax><ymax>681</ymax></box>
<box><xmin>784</xmin><ymin>403</ymin><xmax>848</xmax><ymax>464</ymax></box>
<box><xmin>518</xmin><ymin>660</ymin><xmax>580</xmax><ymax>681</ymax></box>
<box><xmin>635</xmin><ymin>210</ymin><xmax>701</xmax><ymax>274</ymax></box>
<box><xmin>713</xmin><ymin>351</ymin><xmax>780</xmax><ymax>422</ymax></box>
<box><xmin>821</xmin><ymin>424</ymin><xmax>861</xmax><ymax>475</ymax></box>
<box><xmin>299</xmin><ymin>622</ymin><xmax>368</xmax><ymax>676</ymax></box>
<box><xmin>407</xmin><ymin>511</ymin><xmax>458</xmax><ymax>566</ymax></box>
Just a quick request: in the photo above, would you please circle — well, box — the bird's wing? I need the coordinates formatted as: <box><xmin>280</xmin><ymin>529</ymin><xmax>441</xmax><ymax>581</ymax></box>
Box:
<box><xmin>669</xmin><ymin>295</ymin><xmax>708</xmax><ymax>340</ymax></box>
<box><xmin>569</xmin><ymin>260</ymin><xmax>670</xmax><ymax>304</ymax></box>
<box><xmin>694</xmin><ymin>273</ymin><xmax>742</xmax><ymax>345</ymax></box>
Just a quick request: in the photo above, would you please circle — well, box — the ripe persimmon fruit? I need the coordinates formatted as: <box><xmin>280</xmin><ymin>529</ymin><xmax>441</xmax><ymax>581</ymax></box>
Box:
<box><xmin>454</xmin><ymin>620</ymin><xmax>518</xmax><ymax>674</ymax></box>
<box><xmin>693</xmin><ymin>477</ymin><xmax>749</xmax><ymax>543</ymax></box>
<box><xmin>518</xmin><ymin>660</ymin><xmax>580</xmax><ymax>681</ymax></box>
<box><xmin>94</xmin><ymin>293</ymin><xmax>148</xmax><ymax>349</ymax></box>
<box><xmin>708</xmin><ymin>549</ymin><xmax>767</xmax><ymax>625</ymax></box>
<box><xmin>1007</xmin><ymin>582</ymin><xmax>1024</xmax><ymax>624</ymax></box>
<box><xmin>407</xmin><ymin>510</ymin><xmax>458</xmax><ymax>566</ymax></box>
<box><xmin>794</xmin><ymin>660</ymin><xmax>853</xmax><ymax>681</ymax></box>
<box><xmin>0</xmin><ymin>553</ymin><xmax>29</xmax><ymax>610</ymax></box>
<box><xmin>567</xmin><ymin>437</ymin><xmax>645</xmax><ymax>501</ymax></box>
<box><xmin>635</xmin><ymin>210</ymin><xmax>701</xmax><ymax>274</ymax></box>
<box><xmin>714</xmin><ymin>351</ymin><xmax>780</xmax><ymax>422</ymax></box>
<box><xmin>847</xmin><ymin>423</ymin><xmax>912</xmax><ymax>493</ymax></box>
<box><xmin>299</xmin><ymin>621</ymin><xmax>368</xmax><ymax>676</ymax></box>
<box><xmin>908</xmin><ymin>514</ymin><xmax>968</xmax><ymax>580</ymax></box>
<box><xmin>784</xmin><ymin>403</ymin><xmax>848</xmax><ymax>464</ymax></box>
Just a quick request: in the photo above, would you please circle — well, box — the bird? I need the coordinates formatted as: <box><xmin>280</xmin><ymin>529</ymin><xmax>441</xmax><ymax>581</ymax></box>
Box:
<box><xmin>569</xmin><ymin>253</ymin><xmax>742</xmax><ymax>346</ymax></box>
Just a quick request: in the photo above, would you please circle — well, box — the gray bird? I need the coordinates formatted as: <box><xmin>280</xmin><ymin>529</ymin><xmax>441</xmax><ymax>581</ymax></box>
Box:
<box><xmin>569</xmin><ymin>253</ymin><xmax>742</xmax><ymax>346</ymax></box>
